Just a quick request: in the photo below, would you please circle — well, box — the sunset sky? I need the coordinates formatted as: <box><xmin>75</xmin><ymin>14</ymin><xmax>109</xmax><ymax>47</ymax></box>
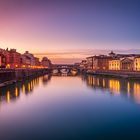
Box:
<box><xmin>0</xmin><ymin>0</ymin><xmax>140</xmax><ymax>64</ymax></box>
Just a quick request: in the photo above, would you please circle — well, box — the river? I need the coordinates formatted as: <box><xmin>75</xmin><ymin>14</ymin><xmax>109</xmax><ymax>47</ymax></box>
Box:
<box><xmin>0</xmin><ymin>74</ymin><xmax>140</xmax><ymax>140</ymax></box>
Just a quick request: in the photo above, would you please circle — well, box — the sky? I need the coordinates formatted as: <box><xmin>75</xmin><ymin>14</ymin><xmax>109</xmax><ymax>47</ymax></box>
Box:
<box><xmin>0</xmin><ymin>0</ymin><xmax>140</xmax><ymax>64</ymax></box>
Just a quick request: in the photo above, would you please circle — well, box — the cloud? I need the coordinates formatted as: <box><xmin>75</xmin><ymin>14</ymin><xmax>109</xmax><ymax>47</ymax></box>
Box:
<box><xmin>34</xmin><ymin>48</ymin><xmax>140</xmax><ymax>64</ymax></box>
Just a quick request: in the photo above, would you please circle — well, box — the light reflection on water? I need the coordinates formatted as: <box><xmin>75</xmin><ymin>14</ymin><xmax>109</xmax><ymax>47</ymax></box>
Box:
<box><xmin>0</xmin><ymin>74</ymin><xmax>140</xmax><ymax>139</ymax></box>
<box><xmin>1</xmin><ymin>74</ymin><xmax>140</xmax><ymax>104</ymax></box>
<box><xmin>82</xmin><ymin>75</ymin><xmax>140</xmax><ymax>104</ymax></box>
<box><xmin>0</xmin><ymin>75</ymin><xmax>51</xmax><ymax>104</ymax></box>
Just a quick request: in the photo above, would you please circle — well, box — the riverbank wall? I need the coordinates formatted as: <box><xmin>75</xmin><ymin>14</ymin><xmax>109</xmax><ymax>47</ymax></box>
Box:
<box><xmin>0</xmin><ymin>68</ymin><xmax>50</xmax><ymax>87</ymax></box>
<box><xmin>86</xmin><ymin>70</ymin><xmax>140</xmax><ymax>79</ymax></box>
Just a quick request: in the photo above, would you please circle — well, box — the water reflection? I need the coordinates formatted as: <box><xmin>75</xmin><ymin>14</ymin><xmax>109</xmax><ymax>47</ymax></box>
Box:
<box><xmin>1</xmin><ymin>74</ymin><xmax>140</xmax><ymax>104</ymax></box>
<box><xmin>109</xmin><ymin>79</ymin><xmax>120</xmax><ymax>94</ymax></box>
<box><xmin>52</xmin><ymin>72</ymin><xmax>78</xmax><ymax>77</ymax></box>
<box><xmin>0</xmin><ymin>74</ymin><xmax>52</xmax><ymax>103</ymax></box>
<box><xmin>83</xmin><ymin>75</ymin><xmax>140</xmax><ymax>104</ymax></box>
<box><xmin>42</xmin><ymin>74</ymin><xmax>51</xmax><ymax>85</ymax></box>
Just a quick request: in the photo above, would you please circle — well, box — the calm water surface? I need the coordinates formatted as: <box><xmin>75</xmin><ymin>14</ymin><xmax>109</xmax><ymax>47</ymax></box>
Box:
<box><xmin>0</xmin><ymin>74</ymin><xmax>140</xmax><ymax>140</ymax></box>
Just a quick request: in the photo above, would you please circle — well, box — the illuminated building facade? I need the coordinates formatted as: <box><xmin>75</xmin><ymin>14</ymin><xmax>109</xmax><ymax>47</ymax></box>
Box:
<box><xmin>134</xmin><ymin>57</ymin><xmax>140</xmax><ymax>71</ymax></box>
<box><xmin>109</xmin><ymin>59</ymin><xmax>121</xmax><ymax>70</ymax></box>
<box><xmin>22</xmin><ymin>51</ymin><xmax>36</xmax><ymax>67</ymax></box>
<box><xmin>120</xmin><ymin>57</ymin><xmax>134</xmax><ymax>71</ymax></box>
<box><xmin>87</xmin><ymin>55</ymin><xmax>112</xmax><ymax>70</ymax></box>
<box><xmin>8</xmin><ymin>49</ymin><xmax>21</xmax><ymax>68</ymax></box>
<box><xmin>0</xmin><ymin>48</ymin><xmax>21</xmax><ymax>68</ymax></box>
<box><xmin>0</xmin><ymin>48</ymin><xmax>51</xmax><ymax>69</ymax></box>
<box><xmin>21</xmin><ymin>55</ymin><xmax>31</xmax><ymax>68</ymax></box>
<box><xmin>86</xmin><ymin>57</ymin><xmax>93</xmax><ymax>70</ymax></box>
<box><xmin>109</xmin><ymin>57</ymin><xmax>134</xmax><ymax>71</ymax></box>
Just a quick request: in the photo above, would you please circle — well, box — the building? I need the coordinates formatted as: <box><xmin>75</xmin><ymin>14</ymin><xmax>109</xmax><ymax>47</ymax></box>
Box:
<box><xmin>86</xmin><ymin>57</ymin><xmax>93</xmax><ymax>70</ymax></box>
<box><xmin>109</xmin><ymin>59</ymin><xmax>121</xmax><ymax>70</ymax></box>
<box><xmin>0</xmin><ymin>48</ymin><xmax>10</xmax><ymax>68</ymax></box>
<box><xmin>21</xmin><ymin>55</ymin><xmax>31</xmax><ymax>68</ymax></box>
<box><xmin>86</xmin><ymin>51</ymin><xmax>140</xmax><ymax>71</ymax></box>
<box><xmin>109</xmin><ymin>51</ymin><xmax>116</xmax><ymax>57</ymax></box>
<box><xmin>22</xmin><ymin>51</ymin><xmax>36</xmax><ymax>67</ymax></box>
<box><xmin>87</xmin><ymin>55</ymin><xmax>112</xmax><ymax>70</ymax></box>
<box><xmin>134</xmin><ymin>57</ymin><xmax>140</xmax><ymax>71</ymax></box>
<box><xmin>120</xmin><ymin>57</ymin><xmax>134</xmax><ymax>71</ymax></box>
<box><xmin>109</xmin><ymin>57</ymin><xmax>135</xmax><ymax>71</ymax></box>
<box><xmin>2</xmin><ymin>49</ymin><xmax>22</xmax><ymax>68</ymax></box>
<box><xmin>22</xmin><ymin>52</ymin><xmax>42</xmax><ymax>68</ymax></box>
<box><xmin>0</xmin><ymin>48</ymin><xmax>52</xmax><ymax>69</ymax></box>
<box><xmin>35</xmin><ymin>57</ymin><xmax>40</xmax><ymax>67</ymax></box>
<box><xmin>41</xmin><ymin>57</ymin><xmax>51</xmax><ymax>68</ymax></box>
<box><xmin>74</xmin><ymin>63</ymin><xmax>80</xmax><ymax>69</ymax></box>
<box><xmin>108</xmin><ymin>51</ymin><xmax>140</xmax><ymax>59</ymax></box>
<box><xmin>0</xmin><ymin>53</ymin><xmax>6</xmax><ymax>68</ymax></box>
<box><xmin>80</xmin><ymin>60</ymin><xmax>87</xmax><ymax>70</ymax></box>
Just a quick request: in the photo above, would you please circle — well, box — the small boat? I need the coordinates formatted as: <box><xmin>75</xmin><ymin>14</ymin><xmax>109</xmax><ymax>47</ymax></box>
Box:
<box><xmin>71</xmin><ymin>69</ymin><xmax>78</xmax><ymax>75</ymax></box>
<box><xmin>52</xmin><ymin>69</ymin><xmax>58</xmax><ymax>74</ymax></box>
<box><xmin>60</xmin><ymin>69</ymin><xmax>69</xmax><ymax>74</ymax></box>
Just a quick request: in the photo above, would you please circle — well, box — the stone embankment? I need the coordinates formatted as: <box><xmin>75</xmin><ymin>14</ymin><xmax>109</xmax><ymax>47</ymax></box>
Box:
<box><xmin>86</xmin><ymin>70</ymin><xmax>140</xmax><ymax>79</ymax></box>
<box><xmin>0</xmin><ymin>68</ymin><xmax>49</xmax><ymax>87</ymax></box>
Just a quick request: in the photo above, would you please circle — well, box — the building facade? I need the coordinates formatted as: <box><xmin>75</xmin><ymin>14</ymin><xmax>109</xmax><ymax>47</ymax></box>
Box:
<box><xmin>0</xmin><ymin>48</ymin><xmax>52</xmax><ymax>69</ymax></box>
<box><xmin>134</xmin><ymin>57</ymin><xmax>140</xmax><ymax>71</ymax></box>
<box><xmin>0</xmin><ymin>54</ymin><xmax>6</xmax><ymax>68</ymax></box>
<box><xmin>120</xmin><ymin>57</ymin><xmax>134</xmax><ymax>71</ymax></box>
<box><xmin>35</xmin><ymin>57</ymin><xmax>40</xmax><ymax>67</ymax></box>
<box><xmin>22</xmin><ymin>51</ymin><xmax>36</xmax><ymax>67</ymax></box>
<box><xmin>21</xmin><ymin>55</ymin><xmax>31</xmax><ymax>68</ymax></box>
<box><xmin>109</xmin><ymin>59</ymin><xmax>121</xmax><ymax>70</ymax></box>
<box><xmin>109</xmin><ymin>57</ymin><xmax>135</xmax><ymax>71</ymax></box>
<box><xmin>8</xmin><ymin>49</ymin><xmax>21</xmax><ymax>68</ymax></box>
<box><xmin>41</xmin><ymin>57</ymin><xmax>51</xmax><ymax>68</ymax></box>
<box><xmin>87</xmin><ymin>55</ymin><xmax>112</xmax><ymax>70</ymax></box>
<box><xmin>86</xmin><ymin>57</ymin><xmax>93</xmax><ymax>70</ymax></box>
<box><xmin>80</xmin><ymin>60</ymin><xmax>87</xmax><ymax>70</ymax></box>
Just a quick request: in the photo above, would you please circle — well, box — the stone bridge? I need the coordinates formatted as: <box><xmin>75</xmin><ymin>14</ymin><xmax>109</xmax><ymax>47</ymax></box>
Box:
<box><xmin>51</xmin><ymin>64</ymin><xmax>80</xmax><ymax>74</ymax></box>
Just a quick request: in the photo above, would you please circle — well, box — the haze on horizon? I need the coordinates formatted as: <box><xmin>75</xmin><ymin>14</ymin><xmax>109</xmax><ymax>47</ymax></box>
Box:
<box><xmin>0</xmin><ymin>0</ymin><xmax>140</xmax><ymax>64</ymax></box>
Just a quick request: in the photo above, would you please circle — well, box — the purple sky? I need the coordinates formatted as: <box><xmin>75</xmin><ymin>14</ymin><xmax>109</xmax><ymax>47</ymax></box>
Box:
<box><xmin>0</xmin><ymin>0</ymin><xmax>140</xmax><ymax>63</ymax></box>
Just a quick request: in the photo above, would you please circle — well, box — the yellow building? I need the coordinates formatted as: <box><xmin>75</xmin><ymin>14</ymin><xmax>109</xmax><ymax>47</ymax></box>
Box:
<box><xmin>134</xmin><ymin>57</ymin><xmax>140</xmax><ymax>71</ymax></box>
<box><xmin>109</xmin><ymin>59</ymin><xmax>121</xmax><ymax>70</ymax></box>
<box><xmin>109</xmin><ymin>57</ymin><xmax>135</xmax><ymax>71</ymax></box>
